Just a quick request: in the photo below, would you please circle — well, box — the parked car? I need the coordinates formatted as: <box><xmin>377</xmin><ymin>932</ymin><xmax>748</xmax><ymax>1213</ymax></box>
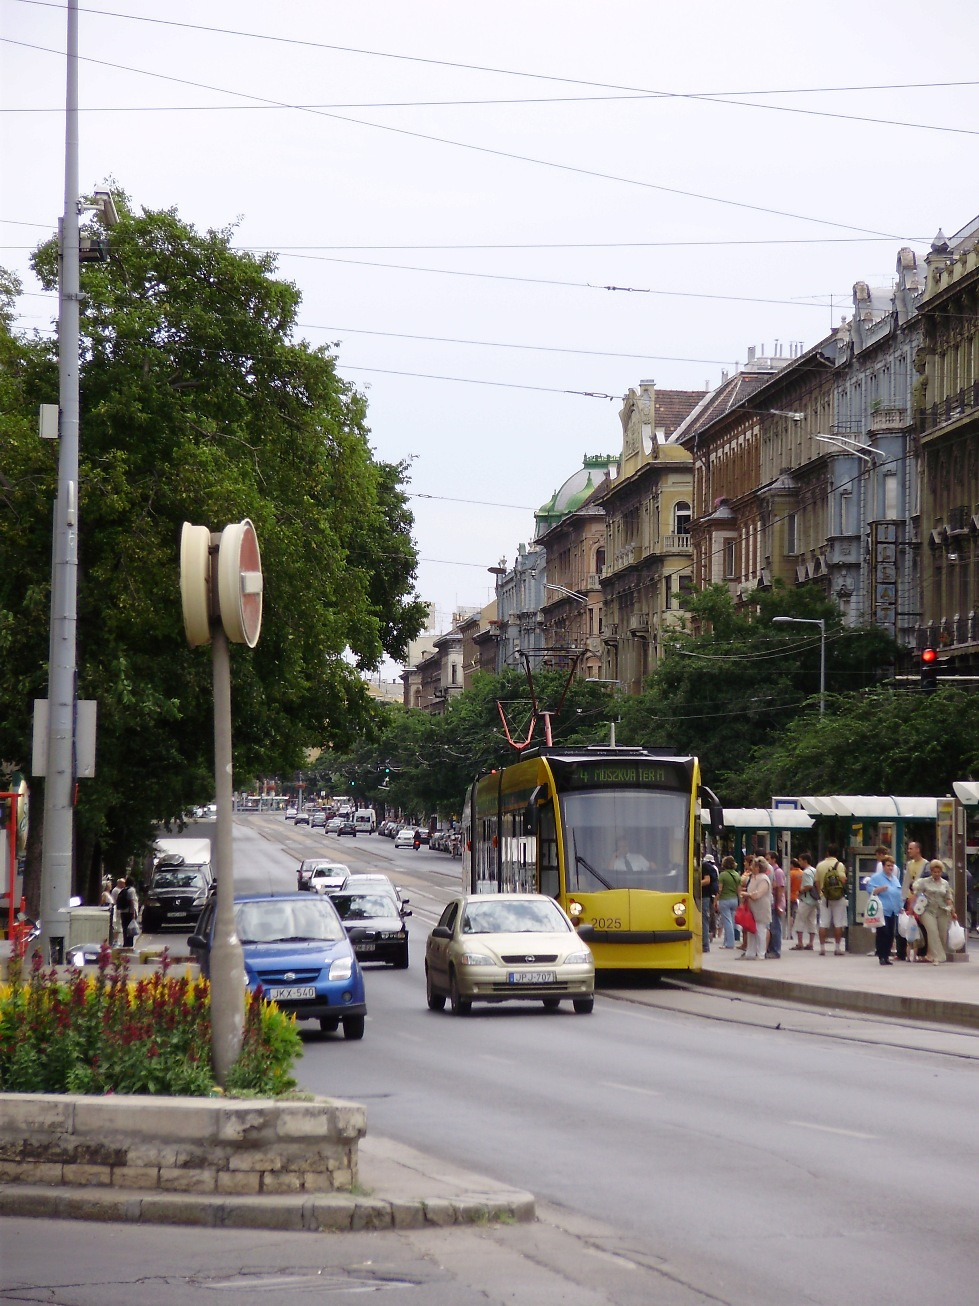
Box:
<box><xmin>393</xmin><ymin>826</ymin><xmax>415</xmax><ymax>849</ymax></box>
<box><xmin>336</xmin><ymin>820</ymin><xmax>357</xmax><ymax>837</ymax></box>
<box><xmin>188</xmin><ymin>893</ymin><xmax>367</xmax><ymax>1038</ymax></box>
<box><xmin>329</xmin><ymin>884</ymin><xmax>411</xmax><ymax>968</ymax></box>
<box><xmin>310</xmin><ymin>810</ymin><xmax>327</xmax><ymax>829</ymax></box>
<box><xmin>297</xmin><ymin>858</ymin><xmax>349</xmax><ymax>892</ymax></box>
<box><xmin>141</xmin><ymin>864</ymin><xmax>212</xmax><ymax>933</ymax></box>
<box><xmin>424</xmin><ymin>893</ymin><xmax>595</xmax><ymax>1016</ymax></box>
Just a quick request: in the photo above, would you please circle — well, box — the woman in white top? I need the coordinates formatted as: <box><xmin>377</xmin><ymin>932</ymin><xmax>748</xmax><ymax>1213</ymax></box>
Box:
<box><xmin>911</xmin><ymin>859</ymin><xmax>956</xmax><ymax>964</ymax></box>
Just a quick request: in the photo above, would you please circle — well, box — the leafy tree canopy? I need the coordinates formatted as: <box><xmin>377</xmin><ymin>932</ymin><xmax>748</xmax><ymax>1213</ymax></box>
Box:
<box><xmin>0</xmin><ymin>192</ymin><xmax>426</xmax><ymax>877</ymax></box>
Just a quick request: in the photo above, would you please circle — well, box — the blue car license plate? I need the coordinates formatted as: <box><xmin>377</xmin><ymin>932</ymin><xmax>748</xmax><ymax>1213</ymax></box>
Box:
<box><xmin>508</xmin><ymin>970</ymin><xmax>555</xmax><ymax>984</ymax></box>
<box><xmin>266</xmin><ymin>985</ymin><xmax>316</xmax><ymax>1001</ymax></box>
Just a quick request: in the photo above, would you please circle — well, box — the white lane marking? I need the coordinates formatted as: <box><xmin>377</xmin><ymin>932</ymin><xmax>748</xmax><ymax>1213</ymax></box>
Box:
<box><xmin>787</xmin><ymin>1120</ymin><xmax>878</xmax><ymax>1139</ymax></box>
<box><xmin>599</xmin><ymin>1081</ymin><xmax>661</xmax><ymax>1097</ymax></box>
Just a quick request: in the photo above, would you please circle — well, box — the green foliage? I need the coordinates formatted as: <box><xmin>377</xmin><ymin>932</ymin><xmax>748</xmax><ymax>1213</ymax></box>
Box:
<box><xmin>731</xmin><ymin>687</ymin><xmax>979</xmax><ymax>804</ymax></box>
<box><xmin>0</xmin><ymin>949</ymin><xmax>301</xmax><ymax>1096</ymax></box>
<box><xmin>0</xmin><ymin>193</ymin><xmax>426</xmax><ymax>874</ymax></box>
<box><xmin>616</xmin><ymin>582</ymin><xmax>896</xmax><ymax>794</ymax></box>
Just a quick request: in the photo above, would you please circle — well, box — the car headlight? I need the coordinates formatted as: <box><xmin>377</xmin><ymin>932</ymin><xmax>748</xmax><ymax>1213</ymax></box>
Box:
<box><xmin>563</xmin><ymin>951</ymin><xmax>592</xmax><ymax>966</ymax></box>
<box><xmin>458</xmin><ymin>952</ymin><xmax>494</xmax><ymax>966</ymax></box>
<box><xmin>329</xmin><ymin>956</ymin><xmax>354</xmax><ymax>981</ymax></box>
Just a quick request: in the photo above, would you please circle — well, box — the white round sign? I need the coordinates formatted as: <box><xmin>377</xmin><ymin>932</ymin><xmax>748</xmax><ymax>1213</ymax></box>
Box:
<box><xmin>218</xmin><ymin>519</ymin><xmax>263</xmax><ymax>647</ymax></box>
<box><xmin>180</xmin><ymin>522</ymin><xmax>212</xmax><ymax>648</ymax></box>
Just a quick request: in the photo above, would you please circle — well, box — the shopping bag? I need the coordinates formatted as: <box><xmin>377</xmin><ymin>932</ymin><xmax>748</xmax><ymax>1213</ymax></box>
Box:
<box><xmin>864</xmin><ymin>896</ymin><xmax>884</xmax><ymax>928</ymax></box>
<box><xmin>897</xmin><ymin>911</ymin><xmax>912</xmax><ymax>939</ymax></box>
<box><xmin>947</xmin><ymin>920</ymin><xmax>966</xmax><ymax>953</ymax></box>
<box><xmin>734</xmin><ymin>902</ymin><xmax>756</xmax><ymax>934</ymax></box>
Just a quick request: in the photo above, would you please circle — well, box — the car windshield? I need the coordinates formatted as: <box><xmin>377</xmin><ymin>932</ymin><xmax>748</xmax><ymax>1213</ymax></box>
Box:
<box><xmin>152</xmin><ymin>870</ymin><xmax>204</xmax><ymax>890</ymax></box>
<box><xmin>462</xmin><ymin>899</ymin><xmax>570</xmax><ymax>934</ymax></box>
<box><xmin>234</xmin><ymin>899</ymin><xmax>345</xmax><ymax>944</ymax></box>
<box><xmin>331</xmin><ymin>893</ymin><xmax>398</xmax><ymax>920</ymax></box>
<box><xmin>561</xmin><ymin>789</ymin><xmax>691</xmax><ymax>892</ymax></box>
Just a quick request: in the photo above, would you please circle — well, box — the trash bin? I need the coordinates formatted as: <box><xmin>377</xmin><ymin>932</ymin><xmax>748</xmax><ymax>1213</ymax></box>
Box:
<box><xmin>66</xmin><ymin>907</ymin><xmax>111</xmax><ymax>950</ymax></box>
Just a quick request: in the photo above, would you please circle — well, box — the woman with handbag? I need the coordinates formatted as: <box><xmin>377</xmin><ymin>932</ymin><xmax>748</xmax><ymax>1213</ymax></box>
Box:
<box><xmin>911</xmin><ymin>860</ymin><xmax>957</xmax><ymax>964</ymax></box>
<box><xmin>739</xmin><ymin>859</ymin><xmax>771</xmax><ymax>959</ymax></box>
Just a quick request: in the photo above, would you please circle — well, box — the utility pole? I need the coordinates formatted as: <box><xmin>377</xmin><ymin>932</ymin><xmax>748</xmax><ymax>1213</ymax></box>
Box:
<box><xmin>39</xmin><ymin>0</ymin><xmax>80</xmax><ymax>961</ymax></box>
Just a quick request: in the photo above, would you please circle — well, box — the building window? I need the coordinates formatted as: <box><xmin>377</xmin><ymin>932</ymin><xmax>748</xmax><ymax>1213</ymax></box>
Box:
<box><xmin>841</xmin><ymin>491</ymin><xmax>851</xmax><ymax>536</ymax></box>
<box><xmin>674</xmin><ymin>502</ymin><xmax>691</xmax><ymax>536</ymax></box>
<box><xmin>595</xmin><ymin>547</ymin><xmax>605</xmax><ymax>576</ymax></box>
<box><xmin>786</xmin><ymin>513</ymin><xmax>797</xmax><ymax>555</ymax></box>
<box><xmin>884</xmin><ymin>473</ymin><xmax>897</xmax><ymax>521</ymax></box>
<box><xmin>723</xmin><ymin>539</ymin><xmax>736</xmax><ymax>579</ymax></box>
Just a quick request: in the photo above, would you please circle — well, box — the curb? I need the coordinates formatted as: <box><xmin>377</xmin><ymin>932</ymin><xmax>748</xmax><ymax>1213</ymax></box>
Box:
<box><xmin>686</xmin><ymin>967</ymin><xmax>979</xmax><ymax>1030</ymax></box>
<box><xmin>0</xmin><ymin>1183</ymin><xmax>536</xmax><ymax>1232</ymax></box>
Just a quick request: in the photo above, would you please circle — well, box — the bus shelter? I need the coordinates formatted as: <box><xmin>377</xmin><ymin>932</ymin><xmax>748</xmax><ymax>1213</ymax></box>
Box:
<box><xmin>720</xmin><ymin>807</ymin><xmax>815</xmax><ymax>872</ymax></box>
<box><xmin>785</xmin><ymin>795</ymin><xmax>945</xmax><ymax>926</ymax></box>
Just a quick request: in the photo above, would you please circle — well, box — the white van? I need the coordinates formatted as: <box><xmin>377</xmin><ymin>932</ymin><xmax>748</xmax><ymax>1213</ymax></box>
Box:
<box><xmin>353</xmin><ymin>809</ymin><xmax>376</xmax><ymax>835</ymax></box>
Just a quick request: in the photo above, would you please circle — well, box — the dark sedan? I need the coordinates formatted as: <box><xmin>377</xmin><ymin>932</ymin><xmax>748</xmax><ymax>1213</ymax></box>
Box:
<box><xmin>329</xmin><ymin>886</ymin><xmax>411</xmax><ymax>968</ymax></box>
<box><xmin>335</xmin><ymin>820</ymin><xmax>358</xmax><ymax>837</ymax></box>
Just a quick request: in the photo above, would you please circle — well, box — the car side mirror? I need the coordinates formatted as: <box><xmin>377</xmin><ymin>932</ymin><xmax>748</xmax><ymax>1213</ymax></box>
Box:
<box><xmin>187</xmin><ymin>934</ymin><xmax>207</xmax><ymax>950</ymax></box>
<box><xmin>431</xmin><ymin>925</ymin><xmax>451</xmax><ymax>940</ymax></box>
<box><xmin>402</xmin><ymin>908</ymin><xmax>413</xmax><ymax>918</ymax></box>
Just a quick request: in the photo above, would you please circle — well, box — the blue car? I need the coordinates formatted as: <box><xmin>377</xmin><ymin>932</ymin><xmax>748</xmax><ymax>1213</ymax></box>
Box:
<box><xmin>188</xmin><ymin>893</ymin><xmax>367</xmax><ymax>1039</ymax></box>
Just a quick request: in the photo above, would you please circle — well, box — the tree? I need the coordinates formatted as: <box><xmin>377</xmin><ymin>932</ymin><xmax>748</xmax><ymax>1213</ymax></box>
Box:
<box><xmin>731</xmin><ymin>687</ymin><xmax>979</xmax><ymax>804</ymax></box>
<box><xmin>616</xmin><ymin>582</ymin><xmax>897</xmax><ymax>795</ymax></box>
<box><xmin>0</xmin><ymin>194</ymin><xmax>426</xmax><ymax>897</ymax></box>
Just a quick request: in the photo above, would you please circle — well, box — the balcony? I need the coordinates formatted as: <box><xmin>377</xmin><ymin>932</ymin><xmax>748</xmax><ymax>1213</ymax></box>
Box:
<box><xmin>662</xmin><ymin>533</ymin><xmax>692</xmax><ymax>553</ymax></box>
<box><xmin>918</xmin><ymin>381</ymin><xmax>979</xmax><ymax>435</ymax></box>
<box><xmin>629</xmin><ymin>612</ymin><xmax>650</xmax><ymax>637</ymax></box>
<box><xmin>869</xmin><ymin>406</ymin><xmax>908</xmax><ymax>432</ymax></box>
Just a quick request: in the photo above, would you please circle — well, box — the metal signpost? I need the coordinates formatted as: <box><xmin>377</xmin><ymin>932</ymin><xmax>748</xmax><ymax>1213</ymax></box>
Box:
<box><xmin>180</xmin><ymin>520</ymin><xmax>263</xmax><ymax>1084</ymax></box>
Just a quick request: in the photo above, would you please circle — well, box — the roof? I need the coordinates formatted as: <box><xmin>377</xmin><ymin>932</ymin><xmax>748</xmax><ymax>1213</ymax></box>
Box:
<box><xmin>797</xmin><ymin>795</ymin><xmax>939</xmax><ymax>819</ymax></box>
<box><xmin>722</xmin><ymin>808</ymin><xmax>814</xmax><ymax>831</ymax></box>
<box><xmin>651</xmin><ymin>389</ymin><xmax>707</xmax><ymax>436</ymax></box>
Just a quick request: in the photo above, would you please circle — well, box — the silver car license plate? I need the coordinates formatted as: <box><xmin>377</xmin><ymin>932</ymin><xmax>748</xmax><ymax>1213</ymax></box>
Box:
<box><xmin>508</xmin><ymin>970</ymin><xmax>556</xmax><ymax>984</ymax></box>
<box><xmin>266</xmin><ymin>985</ymin><xmax>316</xmax><ymax>1001</ymax></box>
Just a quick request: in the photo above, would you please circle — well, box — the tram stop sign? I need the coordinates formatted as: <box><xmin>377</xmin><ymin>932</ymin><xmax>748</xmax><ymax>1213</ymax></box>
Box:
<box><xmin>180</xmin><ymin>519</ymin><xmax>263</xmax><ymax>648</ymax></box>
<box><xmin>218</xmin><ymin>519</ymin><xmax>263</xmax><ymax>648</ymax></box>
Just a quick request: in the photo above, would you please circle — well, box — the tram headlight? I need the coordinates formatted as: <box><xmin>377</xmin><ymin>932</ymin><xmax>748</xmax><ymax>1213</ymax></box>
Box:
<box><xmin>567</xmin><ymin>898</ymin><xmax>584</xmax><ymax>919</ymax></box>
<box><xmin>672</xmin><ymin>901</ymin><xmax>686</xmax><ymax>917</ymax></box>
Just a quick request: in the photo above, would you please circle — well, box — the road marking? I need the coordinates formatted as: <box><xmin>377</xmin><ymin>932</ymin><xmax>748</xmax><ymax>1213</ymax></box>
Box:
<box><xmin>599</xmin><ymin>1081</ymin><xmax>661</xmax><ymax>1097</ymax></box>
<box><xmin>787</xmin><ymin>1120</ymin><xmax>878</xmax><ymax>1140</ymax></box>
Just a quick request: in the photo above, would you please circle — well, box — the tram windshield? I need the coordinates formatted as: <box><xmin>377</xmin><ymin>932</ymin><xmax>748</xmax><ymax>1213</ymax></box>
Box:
<box><xmin>561</xmin><ymin>789</ymin><xmax>691</xmax><ymax>892</ymax></box>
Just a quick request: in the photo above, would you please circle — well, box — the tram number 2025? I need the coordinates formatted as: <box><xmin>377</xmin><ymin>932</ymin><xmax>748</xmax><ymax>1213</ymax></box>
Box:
<box><xmin>592</xmin><ymin>917</ymin><xmax>622</xmax><ymax>930</ymax></box>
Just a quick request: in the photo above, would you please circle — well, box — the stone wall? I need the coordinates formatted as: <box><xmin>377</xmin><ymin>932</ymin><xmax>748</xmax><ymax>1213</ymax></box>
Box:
<box><xmin>0</xmin><ymin>1093</ymin><xmax>366</xmax><ymax>1196</ymax></box>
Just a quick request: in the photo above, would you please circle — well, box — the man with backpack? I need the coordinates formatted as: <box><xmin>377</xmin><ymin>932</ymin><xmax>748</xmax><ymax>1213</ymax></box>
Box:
<box><xmin>701</xmin><ymin>854</ymin><xmax>719</xmax><ymax>952</ymax></box>
<box><xmin>816</xmin><ymin>844</ymin><xmax>848</xmax><ymax>956</ymax></box>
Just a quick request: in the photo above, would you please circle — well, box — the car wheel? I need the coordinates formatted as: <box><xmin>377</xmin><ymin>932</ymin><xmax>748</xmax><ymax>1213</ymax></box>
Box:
<box><xmin>425</xmin><ymin>966</ymin><xmax>446</xmax><ymax>1011</ymax></box>
<box><xmin>449</xmin><ymin>970</ymin><xmax>471</xmax><ymax>1016</ymax></box>
<box><xmin>542</xmin><ymin>997</ymin><xmax>561</xmax><ymax>1011</ymax></box>
<box><xmin>393</xmin><ymin>944</ymin><xmax>409</xmax><ymax>970</ymax></box>
<box><xmin>319</xmin><ymin>1017</ymin><xmax>339</xmax><ymax>1033</ymax></box>
<box><xmin>573</xmin><ymin>997</ymin><xmax>595</xmax><ymax>1015</ymax></box>
<box><xmin>342</xmin><ymin>1014</ymin><xmax>365</xmax><ymax>1040</ymax></box>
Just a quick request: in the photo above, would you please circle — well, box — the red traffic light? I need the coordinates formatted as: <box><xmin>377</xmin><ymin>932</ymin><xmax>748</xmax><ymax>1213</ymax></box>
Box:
<box><xmin>921</xmin><ymin>647</ymin><xmax>938</xmax><ymax>665</ymax></box>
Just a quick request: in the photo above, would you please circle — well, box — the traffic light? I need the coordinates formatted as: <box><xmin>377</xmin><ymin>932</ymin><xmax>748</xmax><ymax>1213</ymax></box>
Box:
<box><xmin>920</xmin><ymin>647</ymin><xmax>939</xmax><ymax>692</ymax></box>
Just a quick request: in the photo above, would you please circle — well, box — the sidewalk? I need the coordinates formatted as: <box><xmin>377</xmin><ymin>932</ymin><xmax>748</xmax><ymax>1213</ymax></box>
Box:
<box><xmin>692</xmin><ymin>932</ymin><xmax>978</xmax><ymax>1028</ymax></box>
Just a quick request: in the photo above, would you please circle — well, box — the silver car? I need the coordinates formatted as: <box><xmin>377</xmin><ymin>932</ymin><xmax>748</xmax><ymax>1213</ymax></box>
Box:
<box><xmin>425</xmin><ymin>893</ymin><xmax>595</xmax><ymax>1016</ymax></box>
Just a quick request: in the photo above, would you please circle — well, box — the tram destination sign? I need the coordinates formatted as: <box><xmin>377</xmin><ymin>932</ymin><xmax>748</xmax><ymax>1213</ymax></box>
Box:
<box><xmin>554</xmin><ymin>759</ymin><xmax>690</xmax><ymax>792</ymax></box>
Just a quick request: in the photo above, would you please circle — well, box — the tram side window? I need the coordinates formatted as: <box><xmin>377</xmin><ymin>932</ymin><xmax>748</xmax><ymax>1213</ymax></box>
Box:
<box><xmin>538</xmin><ymin>802</ymin><xmax>559</xmax><ymax>898</ymax></box>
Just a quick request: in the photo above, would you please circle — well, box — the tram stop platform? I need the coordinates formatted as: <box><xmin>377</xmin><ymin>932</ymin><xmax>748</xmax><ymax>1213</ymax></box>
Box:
<box><xmin>691</xmin><ymin>932</ymin><xmax>978</xmax><ymax>1030</ymax></box>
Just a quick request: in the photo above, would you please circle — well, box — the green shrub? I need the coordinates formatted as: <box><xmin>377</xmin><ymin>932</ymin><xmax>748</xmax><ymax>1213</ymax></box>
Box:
<box><xmin>0</xmin><ymin>948</ymin><xmax>302</xmax><ymax>1096</ymax></box>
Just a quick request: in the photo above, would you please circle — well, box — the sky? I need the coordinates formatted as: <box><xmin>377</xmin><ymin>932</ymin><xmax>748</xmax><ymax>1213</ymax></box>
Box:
<box><xmin>4</xmin><ymin>0</ymin><xmax>979</xmax><ymax>680</ymax></box>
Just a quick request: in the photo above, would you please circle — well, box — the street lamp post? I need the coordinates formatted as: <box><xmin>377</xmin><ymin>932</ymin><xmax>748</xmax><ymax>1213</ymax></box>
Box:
<box><xmin>772</xmin><ymin>616</ymin><xmax>826</xmax><ymax>716</ymax></box>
